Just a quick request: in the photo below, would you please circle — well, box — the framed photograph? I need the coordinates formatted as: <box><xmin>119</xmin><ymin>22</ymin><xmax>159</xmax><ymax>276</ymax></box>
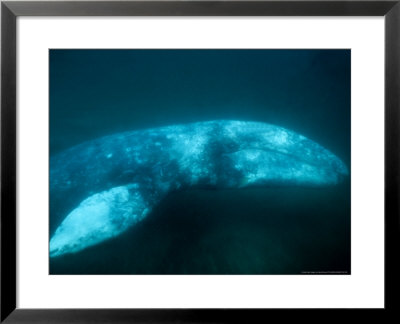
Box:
<box><xmin>1</xmin><ymin>0</ymin><xmax>399</xmax><ymax>322</ymax></box>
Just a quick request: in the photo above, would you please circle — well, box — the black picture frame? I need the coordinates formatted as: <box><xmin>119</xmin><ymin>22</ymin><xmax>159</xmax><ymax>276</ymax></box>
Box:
<box><xmin>1</xmin><ymin>0</ymin><xmax>399</xmax><ymax>322</ymax></box>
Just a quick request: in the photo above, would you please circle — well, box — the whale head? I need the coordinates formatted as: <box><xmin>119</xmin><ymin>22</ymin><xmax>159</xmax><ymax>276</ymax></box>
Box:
<box><xmin>218</xmin><ymin>121</ymin><xmax>349</xmax><ymax>187</ymax></box>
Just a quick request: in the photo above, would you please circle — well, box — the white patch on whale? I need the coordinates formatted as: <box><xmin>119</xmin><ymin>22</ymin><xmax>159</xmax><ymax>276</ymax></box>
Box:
<box><xmin>49</xmin><ymin>184</ymin><xmax>149</xmax><ymax>257</ymax></box>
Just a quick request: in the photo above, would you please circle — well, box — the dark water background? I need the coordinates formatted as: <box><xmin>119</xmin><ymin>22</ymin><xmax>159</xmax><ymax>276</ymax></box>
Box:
<box><xmin>49</xmin><ymin>49</ymin><xmax>350</xmax><ymax>274</ymax></box>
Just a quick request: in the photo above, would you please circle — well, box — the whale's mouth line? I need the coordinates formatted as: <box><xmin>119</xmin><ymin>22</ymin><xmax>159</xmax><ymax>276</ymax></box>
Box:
<box><xmin>232</xmin><ymin>147</ymin><xmax>348</xmax><ymax>176</ymax></box>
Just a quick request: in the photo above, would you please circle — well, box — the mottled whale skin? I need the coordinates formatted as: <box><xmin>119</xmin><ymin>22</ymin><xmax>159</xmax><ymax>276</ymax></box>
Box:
<box><xmin>49</xmin><ymin>120</ymin><xmax>348</xmax><ymax>257</ymax></box>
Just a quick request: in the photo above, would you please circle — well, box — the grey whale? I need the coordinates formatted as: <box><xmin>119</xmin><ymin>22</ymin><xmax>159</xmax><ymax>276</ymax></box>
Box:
<box><xmin>49</xmin><ymin>120</ymin><xmax>348</xmax><ymax>257</ymax></box>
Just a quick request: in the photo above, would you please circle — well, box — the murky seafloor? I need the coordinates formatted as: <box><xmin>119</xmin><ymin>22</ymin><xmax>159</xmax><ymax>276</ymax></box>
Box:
<box><xmin>49</xmin><ymin>49</ymin><xmax>350</xmax><ymax>274</ymax></box>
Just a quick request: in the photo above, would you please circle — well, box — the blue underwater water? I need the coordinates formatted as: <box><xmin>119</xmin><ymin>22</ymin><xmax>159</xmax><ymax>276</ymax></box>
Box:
<box><xmin>49</xmin><ymin>49</ymin><xmax>351</xmax><ymax>274</ymax></box>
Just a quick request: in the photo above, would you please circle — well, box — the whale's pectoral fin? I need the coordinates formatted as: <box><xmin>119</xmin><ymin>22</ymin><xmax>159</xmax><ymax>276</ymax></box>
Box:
<box><xmin>49</xmin><ymin>184</ymin><xmax>151</xmax><ymax>257</ymax></box>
